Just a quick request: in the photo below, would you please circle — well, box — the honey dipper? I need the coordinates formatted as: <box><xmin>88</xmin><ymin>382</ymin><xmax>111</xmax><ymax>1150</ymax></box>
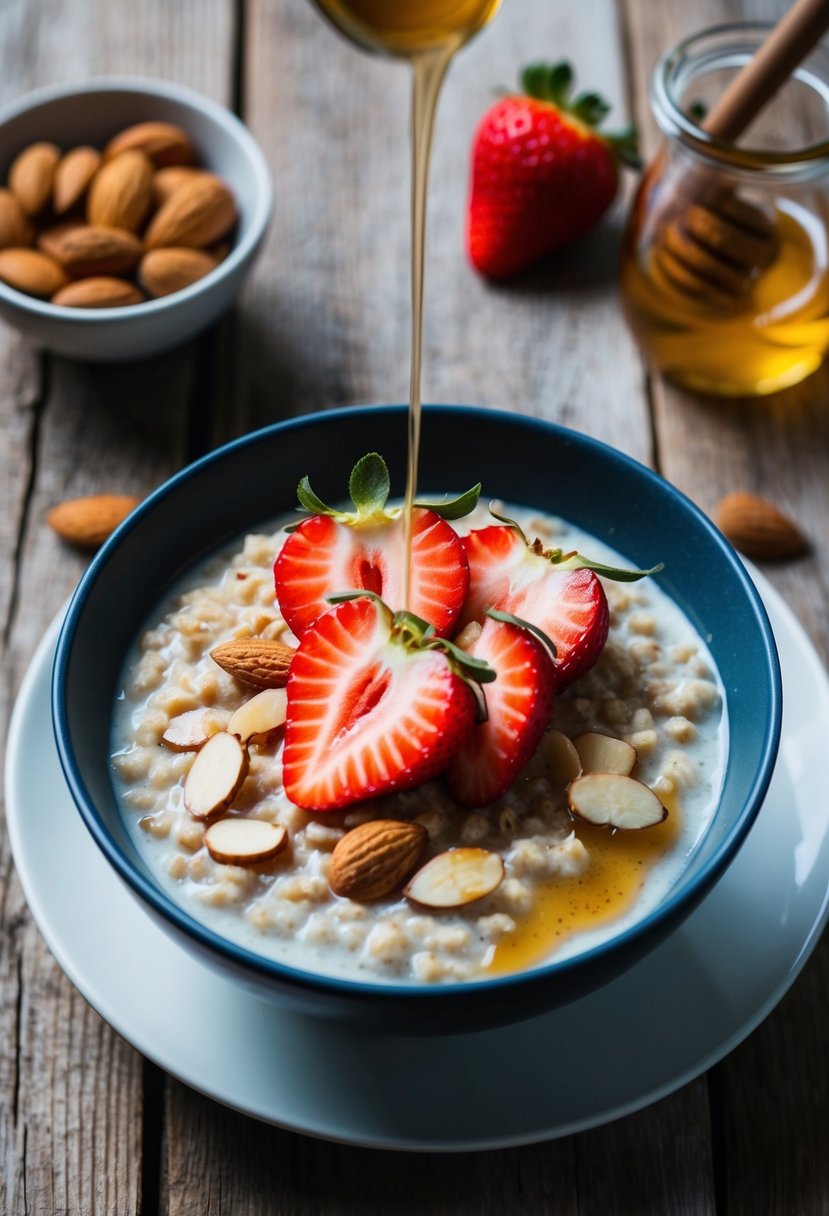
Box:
<box><xmin>654</xmin><ymin>0</ymin><xmax>829</xmax><ymax>307</ymax></box>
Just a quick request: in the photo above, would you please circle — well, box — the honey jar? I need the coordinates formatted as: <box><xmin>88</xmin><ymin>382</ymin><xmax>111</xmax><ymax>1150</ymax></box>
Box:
<box><xmin>620</xmin><ymin>23</ymin><xmax>829</xmax><ymax>397</ymax></box>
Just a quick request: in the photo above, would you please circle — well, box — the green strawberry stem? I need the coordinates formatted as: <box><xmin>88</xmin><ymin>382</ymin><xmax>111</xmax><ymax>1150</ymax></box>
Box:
<box><xmin>489</xmin><ymin>504</ymin><xmax>663</xmax><ymax>582</ymax></box>
<box><xmin>326</xmin><ymin>591</ymin><xmax>497</xmax><ymax>686</ymax></box>
<box><xmin>289</xmin><ymin>452</ymin><xmax>481</xmax><ymax>529</ymax></box>
<box><xmin>518</xmin><ymin>60</ymin><xmax>642</xmax><ymax>171</ymax></box>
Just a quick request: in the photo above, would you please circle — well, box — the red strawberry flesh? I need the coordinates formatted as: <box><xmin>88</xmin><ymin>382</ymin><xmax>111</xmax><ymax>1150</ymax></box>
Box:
<box><xmin>462</xmin><ymin>525</ymin><xmax>609</xmax><ymax>689</ymax></box>
<box><xmin>275</xmin><ymin>507</ymin><xmax>469</xmax><ymax>639</ymax></box>
<box><xmin>446</xmin><ymin>616</ymin><xmax>556</xmax><ymax>807</ymax></box>
<box><xmin>283</xmin><ymin>597</ymin><xmax>478</xmax><ymax>811</ymax></box>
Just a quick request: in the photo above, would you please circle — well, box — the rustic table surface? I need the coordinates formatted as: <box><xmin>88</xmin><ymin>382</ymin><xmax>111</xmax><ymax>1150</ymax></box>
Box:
<box><xmin>2</xmin><ymin>0</ymin><xmax>828</xmax><ymax>1211</ymax></box>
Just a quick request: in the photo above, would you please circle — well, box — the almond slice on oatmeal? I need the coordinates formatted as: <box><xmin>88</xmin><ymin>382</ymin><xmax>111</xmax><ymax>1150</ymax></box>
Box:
<box><xmin>184</xmin><ymin>731</ymin><xmax>249</xmax><ymax>820</ymax></box>
<box><xmin>404</xmin><ymin>848</ymin><xmax>504</xmax><ymax>909</ymax></box>
<box><xmin>227</xmin><ymin>687</ymin><xmax>288</xmax><ymax>744</ymax></box>
<box><xmin>204</xmin><ymin>818</ymin><xmax>288</xmax><ymax>865</ymax></box>
<box><xmin>574</xmin><ymin>732</ymin><xmax>637</xmax><ymax>776</ymax></box>
<box><xmin>544</xmin><ymin>729</ymin><xmax>582</xmax><ymax>786</ymax></box>
<box><xmin>162</xmin><ymin>707</ymin><xmax>230</xmax><ymax>752</ymax></box>
<box><xmin>567</xmin><ymin>772</ymin><xmax>667</xmax><ymax>830</ymax></box>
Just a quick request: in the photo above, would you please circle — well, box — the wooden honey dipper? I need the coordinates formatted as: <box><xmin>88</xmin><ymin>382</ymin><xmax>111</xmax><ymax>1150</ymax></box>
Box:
<box><xmin>654</xmin><ymin>0</ymin><xmax>829</xmax><ymax>308</ymax></box>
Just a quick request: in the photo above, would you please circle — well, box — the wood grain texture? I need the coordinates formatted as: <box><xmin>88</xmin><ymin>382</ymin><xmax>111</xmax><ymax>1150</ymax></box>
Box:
<box><xmin>222</xmin><ymin>0</ymin><xmax>651</xmax><ymax>465</ymax></box>
<box><xmin>624</xmin><ymin>1</ymin><xmax>829</xmax><ymax>1213</ymax></box>
<box><xmin>0</xmin><ymin>2</ymin><xmax>235</xmax><ymax>1212</ymax></box>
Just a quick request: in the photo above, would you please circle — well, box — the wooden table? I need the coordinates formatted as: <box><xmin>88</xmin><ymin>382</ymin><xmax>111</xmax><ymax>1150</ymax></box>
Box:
<box><xmin>2</xmin><ymin>0</ymin><xmax>828</xmax><ymax>1211</ymax></box>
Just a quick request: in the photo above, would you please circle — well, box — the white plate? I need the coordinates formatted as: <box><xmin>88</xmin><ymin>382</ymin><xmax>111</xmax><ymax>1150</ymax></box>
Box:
<box><xmin>6</xmin><ymin>572</ymin><xmax>829</xmax><ymax>1151</ymax></box>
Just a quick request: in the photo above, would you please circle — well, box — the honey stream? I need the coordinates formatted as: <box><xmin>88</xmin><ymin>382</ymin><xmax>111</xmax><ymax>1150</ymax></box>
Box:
<box><xmin>311</xmin><ymin>0</ymin><xmax>686</xmax><ymax>976</ymax></box>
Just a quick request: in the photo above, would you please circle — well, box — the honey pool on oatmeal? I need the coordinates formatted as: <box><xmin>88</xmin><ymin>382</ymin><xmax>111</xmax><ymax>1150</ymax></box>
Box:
<box><xmin>111</xmin><ymin>502</ymin><xmax>726</xmax><ymax>984</ymax></box>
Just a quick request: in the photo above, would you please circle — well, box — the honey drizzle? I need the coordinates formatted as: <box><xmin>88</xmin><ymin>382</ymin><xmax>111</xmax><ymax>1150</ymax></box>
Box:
<box><xmin>488</xmin><ymin>789</ymin><xmax>683</xmax><ymax>975</ymax></box>
<box><xmin>402</xmin><ymin>47</ymin><xmax>453</xmax><ymax>609</ymax></box>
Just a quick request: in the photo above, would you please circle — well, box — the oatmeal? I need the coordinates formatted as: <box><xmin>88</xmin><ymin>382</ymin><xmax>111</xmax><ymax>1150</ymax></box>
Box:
<box><xmin>111</xmin><ymin>503</ymin><xmax>726</xmax><ymax>984</ymax></box>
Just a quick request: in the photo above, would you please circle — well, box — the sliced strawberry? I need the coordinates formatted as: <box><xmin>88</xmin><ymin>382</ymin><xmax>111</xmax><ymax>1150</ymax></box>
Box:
<box><xmin>274</xmin><ymin>452</ymin><xmax>477</xmax><ymax>638</ymax></box>
<box><xmin>461</xmin><ymin>515</ymin><xmax>660</xmax><ymax>689</ymax></box>
<box><xmin>283</xmin><ymin>596</ymin><xmax>489</xmax><ymax>812</ymax></box>
<box><xmin>446</xmin><ymin>615</ymin><xmax>556</xmax><ymax>807</ymax></box>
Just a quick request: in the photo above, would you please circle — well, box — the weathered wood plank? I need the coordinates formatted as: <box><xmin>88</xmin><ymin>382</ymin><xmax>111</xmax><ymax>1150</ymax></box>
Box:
<box><xmin>217</xmin><ymin>0</ymin><xmax>651</xmax><ymax>465</ymax></box>
<box><xmin>0</xmin><ymin>1</ymin><xmax>235</xmax><ymax>1213</ymax></box>
<box><xmin>165</xmin><ymin>1077</ymin><xmax>578</xmax><ymax>1216</ymax></box>
<box><xmin>624</xmin><ymin>1</ymin><xmax>829</xmax><ymax>1214</ymax></box>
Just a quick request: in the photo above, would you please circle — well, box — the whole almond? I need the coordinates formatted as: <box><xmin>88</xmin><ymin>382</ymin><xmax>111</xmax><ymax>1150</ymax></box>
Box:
<box><xmin>714</xmin><ymin>492</ymin><xmax>809</xmax><ymax>561</ymax></box>
<box><xmin>329</xmin><ymin>820</ymin><xmax>428</xmax><ymax>902</ymax></box>
<box><xmin>0</xmin><ymin>248</ymin><xmax>69</xmax><ymax>297</ymax></box>
<box><xmin>86</xmin><ymin>150</ymin><xmax>153</xmax><ymax>232</ymax></box>
<box><xmin>145</xmin><ymin>176</ymin><xmax>236</xmax><ymax>250</ymax></box>
<box><xmin>39</xmin><ymin>224</ymin><xmax>142</xmax><ymax>277</ymax></box>
<box><xmin>105</xmin><ymin>121</ymin><xmax>194</xmax><ymax>168</ymax></box>
<box><xmin>0</xmin><ymin>188</ymin><xmax>34</xmax><ymax>249</ymax></box>
<box><xmin>52</xmin><ymin>277</ymin><xmax>143</xmax><ymax>309</ymax></box>
<box><xmin>53</xmin><ymin>146</ymin><xmax>102</xmax><ymax>215</ymax></box>
<box><xmin>46</xmin><ymin>494</ymin><xmax>141</xmax><ymax>548</ymax></box>
<box><xmin>139</xmin><ymin>247</ymin><xmax>218</xmax><ymax>297</ymax></box>
<box><xmin>152</xmin><ymin>166</ymin><xmax>212</xmax><ymax>208</ymax></box>
<box><xmin>8</xmin><ymin>141</ymin><xmax>60</xmax><ymax>215</ymax></box>
<box><xmin>210</xmin><ymin>638</ymin><xmax>296</xmax><ymax>689</ymax></box>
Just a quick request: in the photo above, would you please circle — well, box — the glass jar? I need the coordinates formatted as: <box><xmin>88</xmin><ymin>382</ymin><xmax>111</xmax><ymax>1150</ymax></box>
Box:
<box><xmin>620</xmin><ymin>23</ymin><xmax>829</xmax><ymax>397</ymax></box>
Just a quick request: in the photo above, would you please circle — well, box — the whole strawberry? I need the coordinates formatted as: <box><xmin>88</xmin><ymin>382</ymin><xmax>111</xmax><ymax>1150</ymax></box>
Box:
<box><xmin>467</xmin><ymin>61</ymin><xmax>639</xmax><ymax>279</ymax></box>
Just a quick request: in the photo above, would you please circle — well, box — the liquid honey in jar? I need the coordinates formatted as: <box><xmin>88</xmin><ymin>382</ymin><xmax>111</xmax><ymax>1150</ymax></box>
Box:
<box><xmin>620</xmin><ymin>24</ymin><xmax>829</xmax><ymax>398</ymax></box>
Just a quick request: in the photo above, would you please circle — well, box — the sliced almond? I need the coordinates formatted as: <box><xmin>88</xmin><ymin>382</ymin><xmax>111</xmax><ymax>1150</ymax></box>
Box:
<box><xmin>53</xmin><ymin>146</ymin><xmax>102</xmax><ymax>215</ymax></box>
<box><xmin>204</xmin><ymin>819</ymin><xmax>288</xmax><ymax>866</ymax></box>
<box><xmin>210</xmin><ymin>637</ymin><xmax>296</xmax><ymax>689</ymax></box>
<box><xmin>543</xmin><ymin>729</ymin><xmax>582</xmax><ymax>787</ymax></box>
<box><xmin>567</xmin><ymin>773</ymin><xmax>667</xmax><ymax>830</ymax></box>
<box><xmin>0</xmin><ymin>248</ymin><xmax>68</xmax><ymax>298</ymax></box>
<box><xmin>0</xmin><ymin>188</ymin><xmax>34</xmax><ymax>249</ymax></box>
<box><xmin>105</xmin><ymin>121</ymin><xmax>195</xmax><ymax>168</ymax></box>
<box><xmin>8</xmin><ymin>141</ymin><xmax>60</xmax><ymax>215</ymax></box>
<box><xmin>404</xmin><ymin>848</ymin><xmax>504</xmax><ymax>909</ymax></box>
<box><xmin>52</xmin><ymin>277</ymin><xmax>143</xmax><ymax>308</ymax></box>
<box><xmin>86</xmin><ymin>150</ymin><xmax>154</xmax><ymax>232</ymax></box>
<box><xmin>574</xmin><ymin>732</ymin><xmax>637</xmax><ymax>777</ymax></box>
<box><xmin>184</xmin><ymin>731</ymin><xmax>249</xmax><ymax>821</ymax></box>
<box><xmin>455</xmin><ymin>620</ymin><xmax>483</xmax><ymax>651</ymax></box>
<box><xmin>162</xmin><ymin>707</ymin><xmax>230</xmax><ymax>752</ymax></box>
<box><xmin>329</xmin><ymin>819</ymin><xmax>427</xmax><ymax>902</ymax></box>
<box><xmin>227</xmin><ymin>687</ymin><xmax>288</xmax><ymax>743</ymax></box>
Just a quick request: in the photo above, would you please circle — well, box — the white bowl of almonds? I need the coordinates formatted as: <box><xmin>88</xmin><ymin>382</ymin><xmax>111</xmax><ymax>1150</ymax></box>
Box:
<box><xmin>0</xmin><ymin>77</ymin><xmax>272</xmax><ymax>361</ymax></box>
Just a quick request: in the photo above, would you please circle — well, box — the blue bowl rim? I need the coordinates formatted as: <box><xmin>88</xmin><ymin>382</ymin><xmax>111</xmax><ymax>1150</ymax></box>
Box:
<box><xmin>52</xmin><ymin>404</ymin><xmax>783</xmax><ymax>1003</ymax></box>
<box><xmin>0</xmin><ymin>75</ymin><xmax>274</xmax><ymax>320</ymax></box>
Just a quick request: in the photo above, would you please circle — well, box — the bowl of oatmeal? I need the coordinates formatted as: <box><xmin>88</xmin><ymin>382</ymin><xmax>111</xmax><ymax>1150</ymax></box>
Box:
<box><xmin>52</xmin><ymin>405</ymin><xmax>781</xmax><ymax>1033</ymax></box>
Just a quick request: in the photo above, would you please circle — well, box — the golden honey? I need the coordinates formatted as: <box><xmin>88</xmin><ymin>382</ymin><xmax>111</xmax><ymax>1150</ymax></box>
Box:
<box><xmin>489</xmin><ymin>791</ymin><xmax>683</xmax><ymax>975</ymax></box>
<box><xmin>621</xmin><ymin>187</ymin><xmax>829</xmax><ymax>397</ymax></box>
<box><xmin>312</xmin><ymin>0</ymin><xmax>502</xmax><ymax>56</ymax></box>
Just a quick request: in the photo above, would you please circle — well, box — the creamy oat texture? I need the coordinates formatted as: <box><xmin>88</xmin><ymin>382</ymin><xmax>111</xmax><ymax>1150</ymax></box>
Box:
<box><xmin>111</xmin><ymin>504</ymin><xmax>726</xmax><ymax>984</ymax></box>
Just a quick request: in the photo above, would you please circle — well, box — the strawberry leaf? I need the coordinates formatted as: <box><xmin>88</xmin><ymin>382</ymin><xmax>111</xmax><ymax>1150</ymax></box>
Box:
<box><xmin>570</xmin><ymin>91</ymin><xmax>610</xmax><ymax>127</ymax></box>
<box><xmin>603</xmin><ymin>124</ymin><xmax>642</xmax><ymax>170</ymax></box>
<box><xmin>485</xmin><ymin>607</ymin><xmax>558</xmax><ymax>658</ymax></box>
<box><xmin>349</xmin><ymin>452</ymin><xmax>390</xmax><ymax>515</ymax></box>
<box><xmin>521</xmin><ymin>61</ymin><xmax>573</xmax><ymax>107</ymax></box>
<box><xmin>488</xmin><ymin>503</ymin><xmax>529</xmax><ymax>544</ymax></box>
<box><xmin>431</xmin><ymin>636</ymin><xmax>498</xmax><ymax>684</ymax></box>
<box><xmin>296</xmin><ymin>475</ymin><xmax>336</xmax><ymax>517</ymax></box>
<box><xmin>414</xmin><ymin>482</ymin><xmax>482</xmax><ymax>520</ymax></box>
<box><xmin>556</xmin><ymin>553</ymin><xmax>664</xmax><ymax>582</ymax></box>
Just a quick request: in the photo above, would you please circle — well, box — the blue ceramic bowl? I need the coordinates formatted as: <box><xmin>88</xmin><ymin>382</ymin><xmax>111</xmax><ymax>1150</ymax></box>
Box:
<box><xmin>52</xmin><ymin>405</ymin><xmax>781</xmax><ymax>1033</ymax></box>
